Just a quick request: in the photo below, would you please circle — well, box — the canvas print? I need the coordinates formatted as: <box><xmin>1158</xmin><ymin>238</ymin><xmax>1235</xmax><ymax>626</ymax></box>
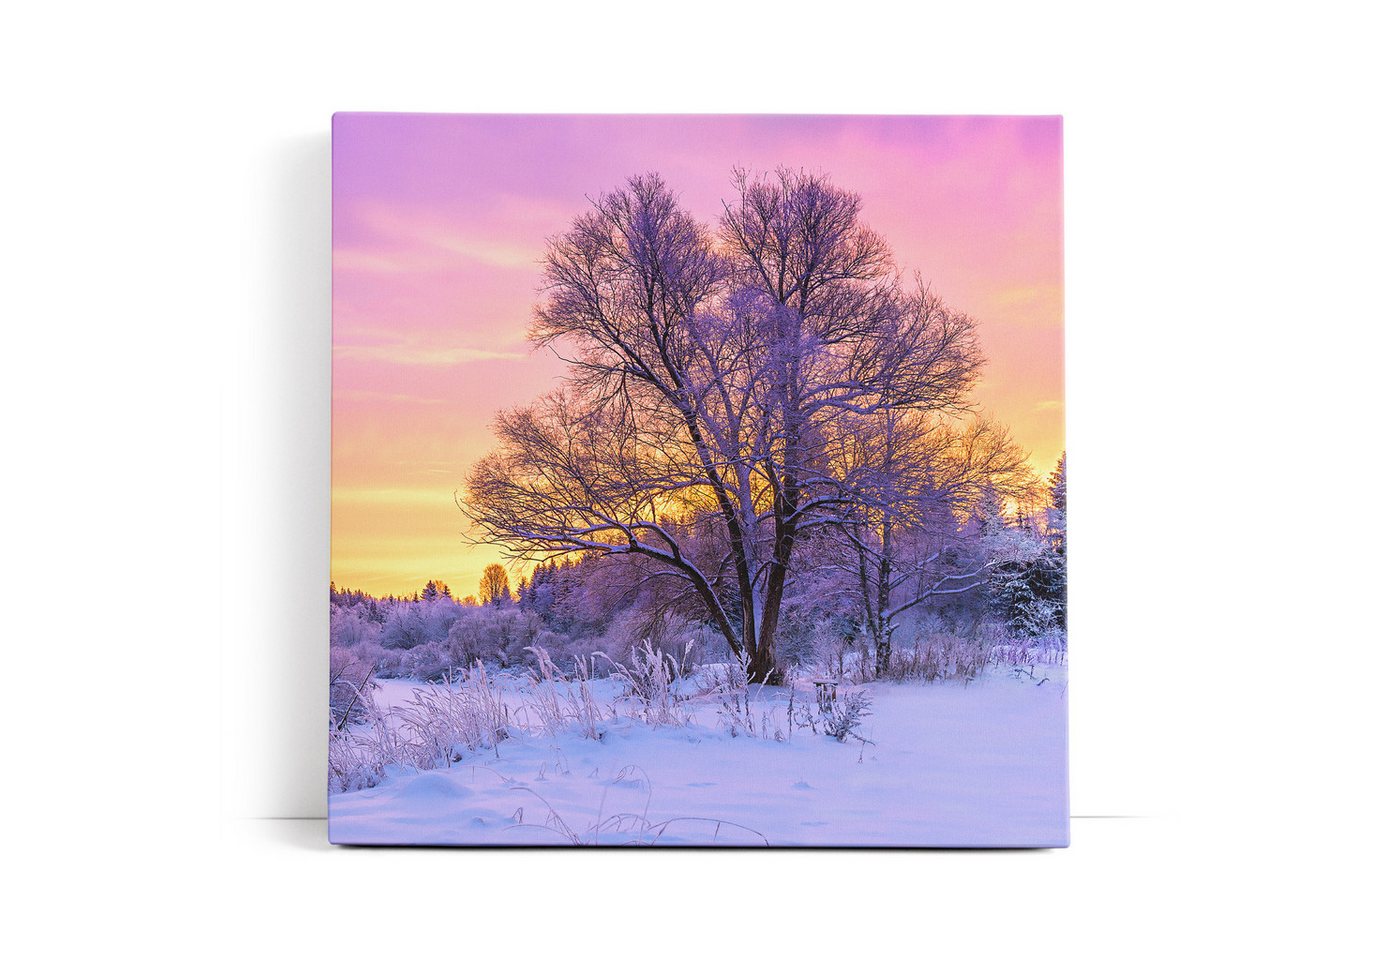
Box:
<box><xmin>329</xmin><ymin>114</ymin><xmax>1067</xmax><ymax>846</ymax></box>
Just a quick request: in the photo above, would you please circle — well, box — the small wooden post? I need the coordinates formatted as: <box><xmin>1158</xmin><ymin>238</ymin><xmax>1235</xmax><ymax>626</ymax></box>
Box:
<box><xmin>814</xmin><ymin>679</ymin><xmax>838</xmax><ymax>712</ymax></box>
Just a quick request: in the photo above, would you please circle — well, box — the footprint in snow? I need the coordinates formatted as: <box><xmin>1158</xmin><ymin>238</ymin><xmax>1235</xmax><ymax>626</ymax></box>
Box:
<box><xmin>792</xmin><ymin>780</ymin><xmax>815</xmax><ymax>790</ymax></box>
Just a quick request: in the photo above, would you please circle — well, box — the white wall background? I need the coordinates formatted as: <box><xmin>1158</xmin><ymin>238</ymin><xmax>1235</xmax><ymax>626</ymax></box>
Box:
<box><xmin>4</xmin><ymin>1</ymin><xmax>1395</xmax><ymax>955</ymax></box>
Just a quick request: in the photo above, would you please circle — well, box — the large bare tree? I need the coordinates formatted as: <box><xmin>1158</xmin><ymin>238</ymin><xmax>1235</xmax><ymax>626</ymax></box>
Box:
<box><xmin>462</xmin><ymin>170</ymin><xmax>983</xmax><ymax>681</ymax></box>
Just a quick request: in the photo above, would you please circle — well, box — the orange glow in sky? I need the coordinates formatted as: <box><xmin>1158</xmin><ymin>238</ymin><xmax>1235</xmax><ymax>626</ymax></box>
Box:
<box><xmin>333</xmin><ymin>115</ymin><xmax>1063</xmax><ymax>598</ymax></box>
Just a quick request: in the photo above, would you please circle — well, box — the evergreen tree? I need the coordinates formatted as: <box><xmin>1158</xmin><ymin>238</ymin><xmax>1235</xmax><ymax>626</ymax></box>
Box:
<box><xmin>421</xmin><ymin>579</ymin><xmax>452</xmax><ymax>602</ymax></box>
<box><xmin>1048</xmin><ymin>452</ymin><xmax>1066</xmax><ymax>557</ymax></box>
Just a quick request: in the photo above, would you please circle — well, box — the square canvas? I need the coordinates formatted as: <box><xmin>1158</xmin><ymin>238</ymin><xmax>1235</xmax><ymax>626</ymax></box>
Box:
<box><xmin>329</xmin><ymin>113</ymin><xmax>1067</xmax><ymax>847</ymax></box>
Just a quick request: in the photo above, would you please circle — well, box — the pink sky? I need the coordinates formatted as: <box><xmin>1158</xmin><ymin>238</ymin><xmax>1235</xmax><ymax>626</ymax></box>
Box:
<box><xmin>332</xmin><ymin>114</ymin><xmax>1063</xmax><ymax>598</ymax></box>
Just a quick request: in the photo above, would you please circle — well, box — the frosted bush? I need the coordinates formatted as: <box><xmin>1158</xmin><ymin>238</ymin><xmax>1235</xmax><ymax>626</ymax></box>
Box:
<box><xmin>328</xmin><ymin>728</ymin><xmax>385</xmax><ymax>793</ymax></box>
<box><xmin>1036</xmin><ymin>626</ymin><xmax>1067</xmax><ymax>656</ymax></box>
<box><xmin>688</xmin><ymin>651</ymin><xmax>791</xmax><ymax>740</ymax></box>
<box><xmin>443</xmin><ymin>606</ymin><xmax>552</xmax><ymax>667</ymax></box>
<box><xmin>404</xmin><ymin>642</ymin><xmax>453</xmax><ymax>681</ymax></box>
<box><xmin>375</xmin><ymin>646</ymin><xmax>406</xmax><ymax>677</ymax></box>
<box><xmin>349</xmin><ymin>639</ymin><xmax>388</xmax><ymax>672</ymax></box>
<box><xmin>542</xmin><ymin>629</ymin><xmax>603</xmax><ymax>669</ymax></box>
<box><xmin>380</xmin><ymin>603</ymin><xmax>429</xmax><ymax>649</ymax></box>
<box><xmin>521</xmin><ymin>646</ymin><xmax>607</xmax><ymax>739</ymax></box>
<box><xmin>592</xmin><ymin>607</ymin><xmax>653</xmax><ymax>665</ymax></box>
<box><xmin>802</xmin><ymin>618</ymin><xmax>866</xmax><ymax>682</ymax></box>
<box><xmin>881</xmin><ymin>634</ymin><xmax>992</xmax><ymax>683</ymax></box>
<box><xmin>330</xmin><ymin>604</ymin><xmax>381</xmax><ymax>648</ymax></box>
<box><xmin>329</xmin><ymin>661</ymin><xmax>515</xmax><ymax>793</ymax></box>
<box><xmin>598</xmin><ymin>640</ymin><xmax>692</xmax><ymax>726</ymax></box>
<box><xmin>796</xmin><ymin>689</ymin><xmax>872</xmax><ymax>743</ymax></box>
<box><xmin>445</xmin><ymin>613</ymin><xmax>493</xmax><ymax>664</ymax></box>
<box><xmin>329</xmin><ymin>647</ymin><xmax>378</xmax><ymax>727</ymax></box>
<box><xmin>624</xmin><ymin>614</ymin><xmax>725</xmax><ymax>676</ymax></box>
<box><xmin>418</xmin><ymin>596</ymin><xmax>470</xmax><ymax>643</ymax></box>
<box><xmin>390</xmin><ymin>664</ymin><xmax>511</xmax><ymax>766</ymax></box>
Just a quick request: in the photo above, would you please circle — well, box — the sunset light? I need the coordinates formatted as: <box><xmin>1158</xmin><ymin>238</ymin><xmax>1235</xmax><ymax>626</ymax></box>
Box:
<box><xmin>333</xmin><ymin>114</ymin><xmax>1063</xmax><ymax>599</ymax></box>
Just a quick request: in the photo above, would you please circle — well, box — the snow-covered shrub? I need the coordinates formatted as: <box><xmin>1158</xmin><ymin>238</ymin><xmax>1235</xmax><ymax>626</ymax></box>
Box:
<box><xmin>419</xmin><ymin>595</ymin><xmax>470</xmax><ymax>640</ymax></box>
<box><xmin>796</xmin><ymin>689</ymin><xmax>872</xmax><ymax>743</ymax></box>
<box><xmin>443</xmin><ymin>606</ymin><xmax>552</xmax><ymax>667</ymax></box>
<box><xmin>328</xmin><ymin>649</ymin><xmax>384</xmax><ymax>791</ymax></box>
<box><xmin>328</xmin><ymin>663</ymin><xmax>515</xmax><ymax>794</ymax></box>
<box><xmin>720</xmin><ymin>674</ymin><xmax>787</xmax><ymax>741</ymax></box>
<box><xmin>380</xmin><ymin>603</ymin><xmax>430</xmax><ymax>649</ymax></box>
<box><xmin>711</xmin><ymin>657</ymin><xmax>757</xmax><ymax>736</ymax></box>
<box><xmin>404</xmin><ymin>642</ymin><xmax>453</xmax><ymax>681</ymax></box>
<box><xmin>677</xmin><ymin>622</ymin><xmax>727</xmax><ymax>667</ymax></box>
<box><xmin>598</xmin><ymin>639</ymin><xmax>692</xmax><ymax>726</ymax></box>
<box><xmin>329</xmin><ymin>647</ymin><xmax>378</xmax><ymax>727</ymax></box>
<box><xmin>376</xmin><ymin>596</ymin><xmax>470</xmax><ymax>649</ymax></box>
<box><xmin>390</xmin><ymin>663</ymin><xmax>512</xmax><ymax>767</ymax></box>
<box><xmin>445</xmin><ymin>612</ymin><xmax>494</xmax><ymax>665</ymax></box>
<box><xmin>881</xmin><ymin>633</ymin><xmax>992</xmax><ymax>684</ymax></box>
<box><xmin>591</xmin><ymin>607</ymin><xmax>656</xmax><ymax>666</ymax></box>
<box><xmin>1035</xmin><ymin>625</ymin><xmax>1067</xmax><ymax>656</ymax></box>
<box><xmin>573</xmin><ymin>606</ymin><xmax>718</xmax><ymax>675</ymax></box>
<box><xmin>328</xmin><ymin>726</ymin><xmax>385</xmax><ymax>793</ymax></box>
<box><xmin>372</xmin><ymin>645</ymin><xmax>406</xmax><ymax>677</ymax></box>
<box><xmin>692</xmin><ymin>652</ymin><xmax>791</xmax><ymax>740</ymax></box>
<box><xmin>977</xmin><ymin>619</ymin><xmax>1065</xmax><ymax>667</ymax></box>
<box><xmin>543</xmin><ymin>629</ymin><xmax>607</xmax><ymax>668</ymax></box>
<box><xmin>521</xmin><ymin>646</ymin><xmax>607</xmax><ymax>739</ymax></box>
<box><xmin>824</xmin><ymin>690</ymin><xmax>873</xmax><ymax>743</ymax></box>
<box><xmin>346</xmin><ymin>639</ymin><xmax>389</xmax><ymax>675</ymax></box>
<box><xmin>330</xmin><ymin>604</ymin><xmax>381</xmax><ymax>648</ymax></box>
<box><xmin>621</xmin><ymin>614</ymin><xmax>728</xmax><ymax>677</ymax></box>
<box><xmin>798</xmin><ymin>618</ymin><xmax>868</xmax><ymax>683</ymax></box>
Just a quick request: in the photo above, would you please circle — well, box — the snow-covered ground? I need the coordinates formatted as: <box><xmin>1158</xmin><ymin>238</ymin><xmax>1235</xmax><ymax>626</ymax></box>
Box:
<box><xmin>329</xmin><ymin>665</ymin><xmax>1067</xmax><ymax>847</ymax></box>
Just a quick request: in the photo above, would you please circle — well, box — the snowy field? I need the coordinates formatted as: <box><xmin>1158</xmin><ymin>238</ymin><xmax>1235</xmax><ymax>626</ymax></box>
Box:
<box><xmin>329</xmin><ymin>666</ymin><xmax>1068</xmax><ymax>847</ymax></box>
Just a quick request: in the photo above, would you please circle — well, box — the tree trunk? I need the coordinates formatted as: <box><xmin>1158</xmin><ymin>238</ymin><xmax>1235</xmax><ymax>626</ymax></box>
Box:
<box><xmin>747</xmin><ymin>638</ymin><xmax>780</xmax><ymax>685</ymax></box>
<box><xmin>874</xmin><ymin>635</ymin><xmax>893</xmax><ymax>677</ymax></box>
